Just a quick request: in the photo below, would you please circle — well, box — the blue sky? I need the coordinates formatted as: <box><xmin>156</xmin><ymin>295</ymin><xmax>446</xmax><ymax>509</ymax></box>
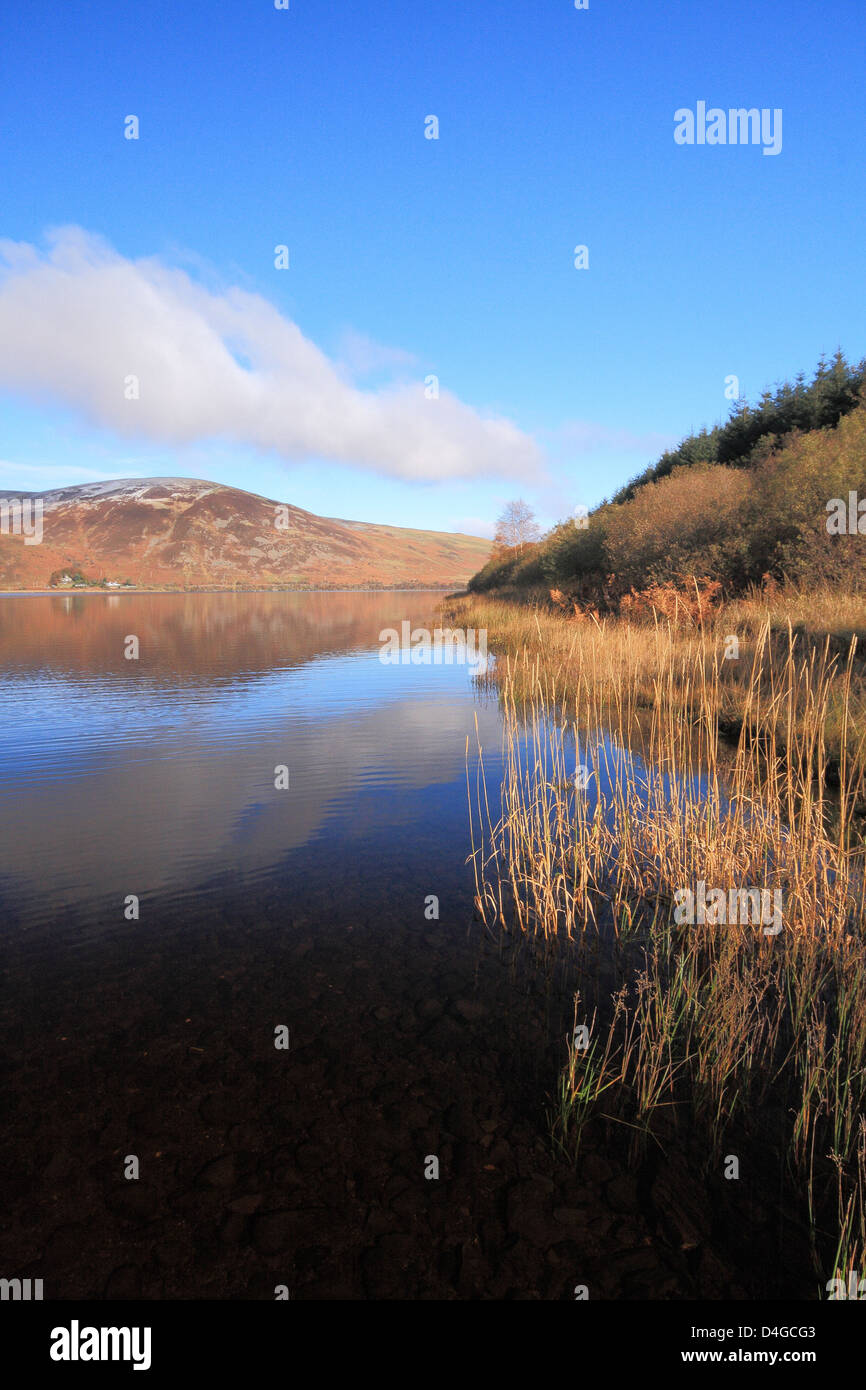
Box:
<box><xmin>0</xmin><ymin>0</ymin><xmax>863</xmax><ymax>537</ymax></box>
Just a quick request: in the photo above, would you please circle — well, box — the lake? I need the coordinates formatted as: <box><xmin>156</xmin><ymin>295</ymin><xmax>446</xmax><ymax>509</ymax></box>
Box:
<box><xmin>0</xmin><ymin>591</ymin><xmax>756</xmax><ymax>1299</ymax></box>
<box><xmin>0</xmin><ymin>591</ymin><xmax>503</xmax><ymax>941</ymax></box>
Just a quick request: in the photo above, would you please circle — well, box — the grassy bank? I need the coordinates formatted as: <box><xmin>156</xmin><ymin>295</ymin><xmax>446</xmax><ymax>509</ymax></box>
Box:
<box><xmin>448</xmin><ymin>586</ymin><xmax>866</xmax><ymax>1294</ymax></box>
<box><xmin>453</xmin><ymin>583</ymin><xmax>866</xmax><ymax>801</ymax></box>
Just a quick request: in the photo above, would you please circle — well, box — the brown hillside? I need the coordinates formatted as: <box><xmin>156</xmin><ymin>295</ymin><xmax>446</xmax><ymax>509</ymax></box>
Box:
<box><xmin>0</xmin><ymin>478</ymin><xmax>491</xmax><ymax>590</ymax></box>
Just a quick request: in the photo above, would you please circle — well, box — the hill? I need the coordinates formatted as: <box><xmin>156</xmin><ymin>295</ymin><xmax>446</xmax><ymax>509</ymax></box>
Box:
<box><xmin>469</xmin><ymin>350</ymin><xmax>866</xmax><ymax>608</ymax></box>
<box><xmin>0</xmin><ymin>477</ymin><xmax>491</xmax><ymax>590</ymax></box>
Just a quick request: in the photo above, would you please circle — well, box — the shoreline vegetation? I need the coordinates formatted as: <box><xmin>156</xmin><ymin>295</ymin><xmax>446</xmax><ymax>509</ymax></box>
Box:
<box><xmin>446</xmin><ymin>351</ymin><xmax>866</xmax><ymax>1296</ymax></box>
<box><xmin>447</xmin><ymin>586</ymin><xmax>866</xmax><ymax>1295</ymax></box>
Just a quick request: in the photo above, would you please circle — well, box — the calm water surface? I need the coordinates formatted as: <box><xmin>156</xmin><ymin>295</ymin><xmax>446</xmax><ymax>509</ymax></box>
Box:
<box><xmin>0</xmin><ymin>592</ymin><xmax>506</xmax><ymax>940</ymax></box>
<box><xmin>0</xmin><ymin>593</ymin><xmax>812</xmax><ymax>1303</ymax></box>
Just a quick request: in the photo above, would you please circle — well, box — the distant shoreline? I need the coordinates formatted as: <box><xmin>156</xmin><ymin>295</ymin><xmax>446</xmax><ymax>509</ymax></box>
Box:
<box><xmin>0</xmin><ymin>586</ymin><xmax>464</xmax><ymax>596</ymax></box>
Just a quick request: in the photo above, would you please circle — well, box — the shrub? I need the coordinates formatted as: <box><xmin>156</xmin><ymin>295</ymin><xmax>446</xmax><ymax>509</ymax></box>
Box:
<box><xmin>601</xmin><ymin>464</ymin><xmax>753</xmax><ymax>591</ymax></box>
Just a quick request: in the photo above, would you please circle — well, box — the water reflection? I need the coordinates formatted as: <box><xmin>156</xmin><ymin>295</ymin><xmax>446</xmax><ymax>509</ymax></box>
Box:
<box><xmin>0</xmin><ymin>592</ymin><xmax>505</xmax><ymax>935</ymax></box>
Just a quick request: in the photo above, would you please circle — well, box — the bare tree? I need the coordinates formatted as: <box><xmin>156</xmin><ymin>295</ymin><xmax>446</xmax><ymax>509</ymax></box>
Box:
<box><xmin>493</xmin><ymin>498</ymin><xmax>541</xmax><ymax>553</ymax></box>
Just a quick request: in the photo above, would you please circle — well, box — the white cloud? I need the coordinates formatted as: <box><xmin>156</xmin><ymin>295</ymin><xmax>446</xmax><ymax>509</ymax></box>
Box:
<box><xmin>548</xmin><ymin>421</ymin><xmax>677</xmax><ymax>454</ymax></box>
<box><xmin>0</xmin><ymin>228</ymin><xmax>542</xmax><ymax>484</ymax></box>
<box><xmin>334</xmin><ymin>327</ymin><xmax>417</xmax><ymax>380</ymax></box>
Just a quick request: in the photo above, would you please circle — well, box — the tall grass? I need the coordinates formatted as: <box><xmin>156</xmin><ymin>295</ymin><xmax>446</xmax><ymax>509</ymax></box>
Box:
<box><xmin>457</xmin><ymin>591</ymin><xmax>866</xmax><ymax>1292</ymax></box>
